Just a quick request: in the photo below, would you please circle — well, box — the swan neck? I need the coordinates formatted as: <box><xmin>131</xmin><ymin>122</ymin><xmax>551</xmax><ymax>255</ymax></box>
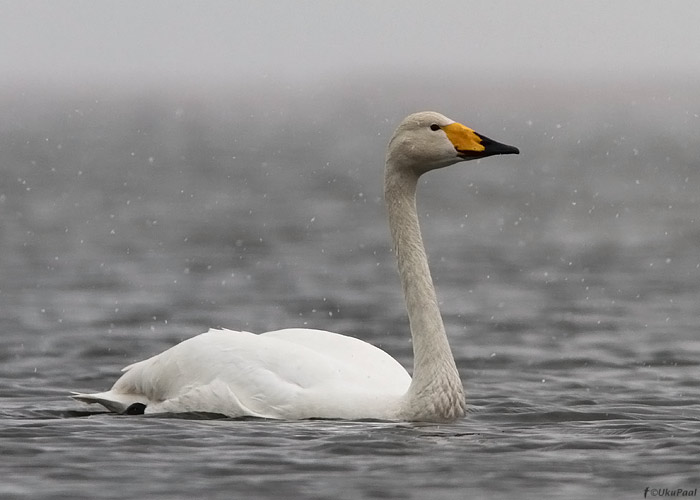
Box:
<box><xmin>384</xmin><ymin>166</ymin><xmax>465</xmax><ymax>421</ymax></box>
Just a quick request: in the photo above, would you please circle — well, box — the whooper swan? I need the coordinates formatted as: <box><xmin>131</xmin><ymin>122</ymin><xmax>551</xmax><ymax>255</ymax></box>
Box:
<box><xmin>73</xmin><ymin>111</ymin><xmax>519</xmax><ymax>422</ymax></box>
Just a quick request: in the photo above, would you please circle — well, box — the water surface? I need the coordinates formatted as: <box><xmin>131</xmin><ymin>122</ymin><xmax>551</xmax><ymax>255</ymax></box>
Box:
<box><xmin>1</xmin><ymin>79</ymin><xmax>699</xmax><ymax>499</ymax></box>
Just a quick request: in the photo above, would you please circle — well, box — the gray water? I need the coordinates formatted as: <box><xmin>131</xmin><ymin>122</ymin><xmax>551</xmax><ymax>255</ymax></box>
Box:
<box><xmin>1</xmin><ymin>77</ymin><xmax>699</xmax><ymax>499</ymax></box>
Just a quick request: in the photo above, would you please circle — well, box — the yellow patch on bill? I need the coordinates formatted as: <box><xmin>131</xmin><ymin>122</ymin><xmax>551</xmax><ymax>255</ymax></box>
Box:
<box><xmin>442</xmin><ymin>123</ymin><xmax>485</xmax><ymax>152</ymax></box>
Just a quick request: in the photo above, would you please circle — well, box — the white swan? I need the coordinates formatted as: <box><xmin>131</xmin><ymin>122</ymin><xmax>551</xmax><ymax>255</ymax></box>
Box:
<box><xmin>73</xmin><ymin>111</ymin><xmax>518</xmax><ymax>422</ymax></box>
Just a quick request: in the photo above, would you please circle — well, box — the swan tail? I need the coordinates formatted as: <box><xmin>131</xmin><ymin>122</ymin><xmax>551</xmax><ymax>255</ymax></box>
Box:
<box><xmin>71</xmin><ymin>391</ymin><xmax>149</xmax><ymax>414</ymax></box>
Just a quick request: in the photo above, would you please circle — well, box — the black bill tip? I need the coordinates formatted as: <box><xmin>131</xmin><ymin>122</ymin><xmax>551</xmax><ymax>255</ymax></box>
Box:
<box><xmin>476</xmin><ymin>133</ymin><xmax>520</xmax><ymax>156</ymax></box>
<box><xmin>456</xmin><ymin>132</ymin><xmax>519</xmax><ymax>159</ymax></box>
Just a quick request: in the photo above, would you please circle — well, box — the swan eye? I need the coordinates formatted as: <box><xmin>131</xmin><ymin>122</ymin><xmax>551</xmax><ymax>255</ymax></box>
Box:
<box><xmin>430</xmin><ymin>124</ymin><xmax>441</xmax><ymax>131</ymax></box>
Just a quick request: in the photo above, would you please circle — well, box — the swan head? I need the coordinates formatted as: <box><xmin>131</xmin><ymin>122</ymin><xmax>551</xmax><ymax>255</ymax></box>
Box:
<box><xmin>386</xmin><ymin>111</ymin><xmax>519</xmax><ymax>176</ymax></box>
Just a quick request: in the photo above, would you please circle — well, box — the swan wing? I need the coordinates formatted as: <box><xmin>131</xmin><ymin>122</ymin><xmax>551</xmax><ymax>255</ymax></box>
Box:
<box><xmin>261</xmin><ymin>328</ymin><xmax>408</xmax><ymax>381</ymax></box>
<box><xmin>74</xmin><ymin>328</ymin><xmax>410</xmax><ymax>419</ymax></box>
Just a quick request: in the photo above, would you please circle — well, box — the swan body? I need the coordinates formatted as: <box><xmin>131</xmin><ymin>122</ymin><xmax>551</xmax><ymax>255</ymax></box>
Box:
<box><xmin>73</xmin><ymin>111</ymin><xmax>518</xmax><ymax>422</ymax></box>
<box><xmin>75</xmin><ymin>328</ymin><xmax>411</xmax><ymax>419</ymax></box>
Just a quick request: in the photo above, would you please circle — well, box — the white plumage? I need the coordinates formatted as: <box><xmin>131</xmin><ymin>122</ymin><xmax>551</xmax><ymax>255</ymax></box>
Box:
<box><xmin>76</xmin><ymin>328</ymin><xmax>410</xmax><ymax>418</ymax></box>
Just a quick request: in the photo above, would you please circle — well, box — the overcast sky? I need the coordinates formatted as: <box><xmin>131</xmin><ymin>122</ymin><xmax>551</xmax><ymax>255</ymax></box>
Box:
<box><xmin>2</xmin><ymin>0</ymin><xmax>700</xmax><ymax>87</ymax></box>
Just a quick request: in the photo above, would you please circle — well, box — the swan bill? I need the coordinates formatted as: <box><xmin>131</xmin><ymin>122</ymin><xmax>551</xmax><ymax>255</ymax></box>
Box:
<box><xmin>442</xmin><ymin>122</ymin><xmax>519</xmax><ymax>160</ymax></box>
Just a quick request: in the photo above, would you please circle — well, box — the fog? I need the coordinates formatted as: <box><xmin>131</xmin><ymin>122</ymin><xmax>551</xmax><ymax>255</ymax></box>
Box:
<box><xmin>2</xmin><ymin>0</ymin><xmax>700</xmax><ymax>87</ymax></box>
